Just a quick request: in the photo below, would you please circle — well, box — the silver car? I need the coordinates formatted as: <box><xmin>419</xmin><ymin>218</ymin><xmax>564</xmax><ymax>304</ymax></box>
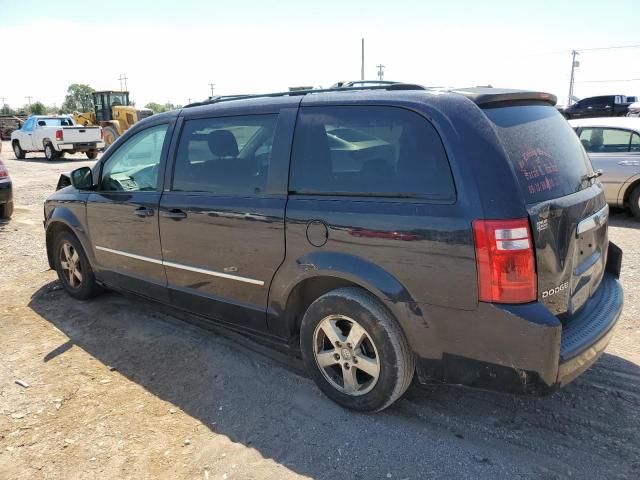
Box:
<box><xmin>569</xmin><ymin>117</ymin><xmax>640</xmax><ymax>219</ymax></box>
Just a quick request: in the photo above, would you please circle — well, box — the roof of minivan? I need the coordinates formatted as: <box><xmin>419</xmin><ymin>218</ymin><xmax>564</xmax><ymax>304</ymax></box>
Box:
<box><xmin>569</xmin><ymin>117</ymin><xmax>640</xmax><ymax>132</ymax></box>
<box><xmin>181</xmin><ymin>86</ymin><xmax>557</xmax><ymax>113</ymax></box>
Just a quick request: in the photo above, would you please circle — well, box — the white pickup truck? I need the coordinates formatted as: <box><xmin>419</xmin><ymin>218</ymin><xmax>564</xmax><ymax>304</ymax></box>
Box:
<box><xmin>11</xmin><ymin>115</ymin><xmax>105</xmax><ymax>161</ymax></box>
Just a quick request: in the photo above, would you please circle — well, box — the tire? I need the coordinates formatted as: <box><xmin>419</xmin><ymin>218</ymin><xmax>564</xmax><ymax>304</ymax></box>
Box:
<box><xmin>53</xmin><ymin>231</ymin><xmax>100</xmax><ymax>300</ymax></box>
<box><xmin>103</xmin><ymin>126</ymin><xmax>119</xmax><ymax>147</ymax></box>
<box><xmin>300</xmin><ymin>287</ymin><xmax>415</xmax><ymax>412</ymax></box>
<box><xmin>86</xmin><ymin>150</ymin><xmax>98</xmax><ymax>160</ymax></box>
<box><xmin>12</xmin><ymin>141</ymin><xmax>25</xmax><ymax>159</ymax></box>
<box><xmin>44</xmin><ymin>142</ymin><xmax>59</xmax><ymax>161</ymax></box>
<box><xmin>0</xmin><ymin>201</ymin><xmax>13</xmax><ymax>220</ymax></box>
<box><xmin>630</xmin><ymin>185</ymin><xmax>640</xmax><ymax>220</ymax></box>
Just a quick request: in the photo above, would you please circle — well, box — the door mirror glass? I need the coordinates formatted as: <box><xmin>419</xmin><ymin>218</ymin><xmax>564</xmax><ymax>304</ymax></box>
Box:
<box><xmin>70</xmin><ymin>167</ymin><xmax>94</xmax><ymax>190</ymax></box>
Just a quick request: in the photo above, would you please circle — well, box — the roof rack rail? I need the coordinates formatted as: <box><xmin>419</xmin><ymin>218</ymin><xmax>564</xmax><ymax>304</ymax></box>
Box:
<box><xmin>184</xmin><ymin>81</ymin><xmax>427</xmax><ymax>108</ymax></box>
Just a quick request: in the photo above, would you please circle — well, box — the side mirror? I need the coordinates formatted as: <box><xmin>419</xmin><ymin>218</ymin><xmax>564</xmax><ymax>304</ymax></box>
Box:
<box><xmin>70</xmin><ymin>167</ymin><xmax>94</xmax><ymax>190</ymax></box>
<box><xmin>37</xmin><ymin>120</ymin><xmax>46</xmax><ymax>126</ymax></box>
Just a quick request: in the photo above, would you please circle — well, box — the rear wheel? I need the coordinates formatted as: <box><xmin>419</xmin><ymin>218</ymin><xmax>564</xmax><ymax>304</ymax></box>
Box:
<box><xmin>630</xmin><ymin>185</ymin><xmax>640</xmax><ymax>220</ymax></box>
<box><xmin>44</xmin><ymin>143</ymin><xmax>59</xmax><ymax>161</ymax></box>
<box><xmin>53</xmin><ymin>232</ymin><xmax>100</xmax><ymax>300</ymax></box>
<box><xmin>13</xmin><ymin>141</ymin><xmax>25</xmax><ymax>159</ymax></box>
<box><xmin>103</xmin><ymin>126</ymin><xmax>119</xmax><ymax>147</ymax></box>
<box><xmin>300</xmin><ymin>287</ymin><xmax>414</xmax><ymax>412</ymax></box>
<box><xmin>0</xmin><ymin>201</ymin><xmax>13</xmax><ymax>220</ymax></box>
<box><xmin>86</xmin><ymin>150</ymin><xmax>98</xmax><ymax>160</ymax></box>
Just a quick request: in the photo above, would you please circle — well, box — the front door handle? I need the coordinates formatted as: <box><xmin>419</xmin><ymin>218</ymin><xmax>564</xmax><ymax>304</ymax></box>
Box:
<box><xmin>134</xmin><ymin>207</ymin><xmax>155</xmax><ymax>217</ymax></box>
<box><xmin>162</xmin><ymin>209</ymin><xmax>187</xmax><ymax>219</ymax></box>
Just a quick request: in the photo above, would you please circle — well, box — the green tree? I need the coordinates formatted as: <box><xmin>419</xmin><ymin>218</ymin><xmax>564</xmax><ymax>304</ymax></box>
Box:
<box><xmin>62</xmin><ymin>83</ymin><xmax>95</xmax><ymax>112</ymax></box>
<box><xmin>144</xmin><ymin>102</ymin><xmax>183</xmax><ymax>114</ymax></box>
<box><xmin>144</xmin><ymin>102</ymin><xmax>167</xmax><ymax>114</ymax></box>
<box><xmin>1</xmin><ymin>104</ymin><xmax>15</xmax><ymax>115</ymax></box>
<box><xmin>29</xmin><ymin>101</ymin><xmax>47</xmax><ymax>115</ymax></box>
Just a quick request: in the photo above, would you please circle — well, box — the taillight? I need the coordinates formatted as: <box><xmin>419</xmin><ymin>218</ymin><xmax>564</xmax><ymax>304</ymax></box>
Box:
<box><xmin>0</xmin><ymin>161</ymin><xmax>8</xmax><ymax>179</ymax></box>
<box><xmin>472</xmin><ymin>218</ymin><xmax>537</xmax><ymax>304</ymax></box>
<box><xmin>55</xmin><ymin>129</ymin><xmax>64</xmax><ymax>141</ymax></box>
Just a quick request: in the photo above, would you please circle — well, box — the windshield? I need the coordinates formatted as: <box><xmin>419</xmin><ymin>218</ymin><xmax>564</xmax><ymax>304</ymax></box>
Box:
<box><xmin>484</xmin><ymin>104</ymin><xmax>593</xmax><ymax>204</ymax></box>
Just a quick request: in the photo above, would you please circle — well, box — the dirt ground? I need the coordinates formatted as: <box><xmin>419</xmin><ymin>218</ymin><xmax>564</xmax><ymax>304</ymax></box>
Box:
<box><xmin>1</xmin><ymin>139</ymin><xmax>639</xmax><ymax>479</ymax></box>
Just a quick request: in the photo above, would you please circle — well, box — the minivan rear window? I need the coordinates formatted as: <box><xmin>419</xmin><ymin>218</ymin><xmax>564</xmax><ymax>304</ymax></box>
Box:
<box><xmin>484</xmin><ymin>105</ymin><xmax>593</xmax><ymax>204</ymax></box>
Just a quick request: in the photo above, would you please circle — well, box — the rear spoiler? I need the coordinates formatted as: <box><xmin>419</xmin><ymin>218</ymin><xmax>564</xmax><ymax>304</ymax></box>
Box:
<box><xmin>451</xmin><ymin>88</ymin><xmax>557</xmax><ymax>107</ymax></box>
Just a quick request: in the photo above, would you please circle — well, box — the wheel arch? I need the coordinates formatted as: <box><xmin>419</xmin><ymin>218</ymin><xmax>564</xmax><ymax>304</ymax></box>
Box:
<box><xmin>621</xmin><ymin>174</ymin><xmax>640</xmax><ymax>206</ymax></box>
<box><xmin>268</xmin><ymin>251</ymin><xmax>423</xmax><ymax>342</ymax></box>
<box><xmin>45</xmin><ymin>208</ymin><xmax>95</xmax><ymax>270</ymax></box>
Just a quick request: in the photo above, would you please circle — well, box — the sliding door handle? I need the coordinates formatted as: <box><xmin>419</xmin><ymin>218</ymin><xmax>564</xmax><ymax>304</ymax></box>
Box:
<box><xmin>162</xmin><ymin>209</ymin><xmax>187</xmax><ymax>219</ymax></box>
<box><xmin>134</xmin><ymin>207</ymin><xmax>155</xmax><ymax>217</ymax></box>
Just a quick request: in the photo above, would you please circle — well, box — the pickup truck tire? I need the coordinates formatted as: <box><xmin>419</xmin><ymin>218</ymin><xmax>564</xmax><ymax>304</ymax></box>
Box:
<box><xmin>300</xmin><ymin>286</ymin><xmax>415</xmax><ymax>412</ymax></box>
<box><xmin>86</xmin><ymin>150</ymin><xmax>98</xmax><ymax>160</ymax></box>
<box><xmin>630</xmin><ymin>185</ymin><xmax>640</xmax><ymax>220</ymax></box>
<box><xmin>103</xmin><ymin>126</ymin><xmax>119</xmax><ymax>147</ymax></box>
<box><xmin>44</xmin><ymin>143</ymin><xmax>59</xmax><ymax>161</ymax></box>
<box><xmin>12</xmin><ymin>141</ymin><xmax>25</xmax><ymax>160</ymax></box>
<box><xmin>53</xmin><ymin>231</ymin><xmax>100</xmax><ymax>300</ymax></box>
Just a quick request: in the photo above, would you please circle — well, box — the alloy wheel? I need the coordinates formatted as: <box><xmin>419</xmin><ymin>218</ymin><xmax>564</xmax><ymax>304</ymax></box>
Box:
<box><xmin>59</xmin><ymin>241</ymin><xmax>83</xmax><ymax>288</ymax></box>
<box><xmin>312</xmin><ymin>314</ymin><xmax>381</xmax><ymax>396</ymax></box>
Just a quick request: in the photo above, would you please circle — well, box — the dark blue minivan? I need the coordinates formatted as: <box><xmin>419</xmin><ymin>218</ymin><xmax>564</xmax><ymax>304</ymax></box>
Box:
<box><xmin>44</xmin><ymin>84</ymin><xmax>623</xmax><ymax>411</ymax></box>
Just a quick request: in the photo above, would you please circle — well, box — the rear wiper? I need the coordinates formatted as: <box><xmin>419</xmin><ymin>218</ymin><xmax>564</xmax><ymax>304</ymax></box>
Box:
<box><xmin>582</xmin><ymin>169</ymin><xmax>603</xmax><ymax>182</ymax></box>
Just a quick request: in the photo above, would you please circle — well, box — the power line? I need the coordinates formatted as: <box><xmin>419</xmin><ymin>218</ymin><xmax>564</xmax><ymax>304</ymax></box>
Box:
<box><xmin>575</xmin><ymin>78</ymin><xmax>640</xmax><ymax>84</ymax></box>
<box><xmin>578</xmin><ymin>43</ymin><xmax>640</xmax><ymax>52</ymax></box>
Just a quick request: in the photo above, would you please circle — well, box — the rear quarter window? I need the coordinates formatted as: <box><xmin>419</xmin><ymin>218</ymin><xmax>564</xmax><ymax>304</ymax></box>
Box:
<box><xmin>484</xmin><ymin>105</ymin><xmax>593</xmax><ymax>204</ymax></box>
<box><xmin>289</xmin><ymin>106</ymin><xmax>455</xmax><ymax>199</ymax></box>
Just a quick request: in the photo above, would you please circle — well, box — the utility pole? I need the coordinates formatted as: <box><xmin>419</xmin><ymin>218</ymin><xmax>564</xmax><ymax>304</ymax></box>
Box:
<box><xmin>209</xmin><ymin>82</ymin><xmax>215</xmax><ymax>97</ymax></box>
<box><xmin>376</xmin><ymin>64</ymin><xmax>385</xmax><ymax>81</ymax></box>
<box><xmin>567</xmin><ymin>50</ymin><xmax>579</xmax><ymax>106</ymax></box>
<box><xmin>361</xmin><ymin>38</ymin><xmax>365</xmax><ymax>81</ymax></box>
<box><xmin>25</xmin><ymin>96</ymin><xmax>33</xmax><ymax>106</ymax></box>
<box><xmin>118</xmin><ymin>73</ymin><xmax>129</xmax><ymax>91</ymax></box>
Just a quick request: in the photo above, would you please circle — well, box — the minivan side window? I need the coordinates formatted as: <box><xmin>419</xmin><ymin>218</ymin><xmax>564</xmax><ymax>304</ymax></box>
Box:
<box><xmin>100</xmin><ymin>124</ymin><xmax>169</xmax><ymax>192</ymax></box>
<box><xmin>172</xmin><ymin>115</ymin><xmax>277</xmax><ymax>195</ymax></box>
<box><xmin>289</xmin><ymin>106</ymin><xmax>455</xmax><ymax>199</ymax></box>
<box><xmin>579</xmin><ymin>128</ymin><xmax>633</xmax><ymax>153</ymax></box>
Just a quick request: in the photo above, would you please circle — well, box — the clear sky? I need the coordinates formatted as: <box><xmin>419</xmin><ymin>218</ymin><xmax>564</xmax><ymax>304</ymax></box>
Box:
<box><xmin>1</xmin><ymin>0</ymin><xmax>639</xmax><ymax>108</ymax></box>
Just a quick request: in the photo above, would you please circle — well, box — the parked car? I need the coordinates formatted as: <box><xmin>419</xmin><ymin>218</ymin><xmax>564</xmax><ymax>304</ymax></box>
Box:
<box><xmin>562</xmin><ymin>95</ymin><xmax>634</xmax><ymax>119</ymax></box>
<box><xmin>569</xmin><ymin>117</ymin><xmax>640</xmax><ymax>219</ymax></box>
<box><xmin>0</xmin><ymin>158</ymin><xmax>13</xmax><ymax>219</ymax></box>
<box><xmin>627</xmin><ymin>101</ymin><xmax>640</xmax><ymax>117</ymax></box>
<box><xmin>11</xmin><ymin>115</ymin><xmax>104</xmax><ymax>161</ymax></box>
<box><xmin>44</xmin><ymin>85</ymin><xmax>623</xmax><ymax>412</ymax></box>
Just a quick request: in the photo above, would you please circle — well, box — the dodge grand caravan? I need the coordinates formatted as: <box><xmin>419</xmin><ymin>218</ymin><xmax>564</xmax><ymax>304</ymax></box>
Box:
<box><xmin>44</xmin><ymin>84</ymin><xmax>624</xmax><ymax>412</ymax></box>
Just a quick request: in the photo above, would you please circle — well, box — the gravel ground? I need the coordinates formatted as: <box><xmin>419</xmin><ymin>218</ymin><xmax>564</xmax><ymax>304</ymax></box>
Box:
<box><xmin>1</xmin><ymin>140</ymin><xmax>639</xmax><ymax>479</ymax></box>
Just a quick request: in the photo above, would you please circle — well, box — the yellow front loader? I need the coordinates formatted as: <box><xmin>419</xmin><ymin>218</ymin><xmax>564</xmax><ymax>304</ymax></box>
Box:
<box><xmin>74</xmin><ymin>91</ymin><xmax>153</xmax><ymax>147</ymax></box>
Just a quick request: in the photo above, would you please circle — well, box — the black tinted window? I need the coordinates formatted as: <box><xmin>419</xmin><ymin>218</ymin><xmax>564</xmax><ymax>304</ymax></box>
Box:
<box><xmin>173</xmin><ymin>115</ymin><xmax>277</xmax><ymax>195</ymax></box>
<box><xmin>484</xmin><ymin>105</ymin><xmax>592</xmax><ymax>203</ymax></box>
<box><xmin>289</xmin><ymin>106</ymin><xmax>455</xmax><ymax>198</ymax></box>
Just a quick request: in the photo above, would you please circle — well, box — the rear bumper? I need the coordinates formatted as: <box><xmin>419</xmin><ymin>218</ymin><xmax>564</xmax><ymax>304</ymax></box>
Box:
<box><xmin>58</xmin><ymin>142</ymin><xmax>104</xmax><ymax>151</ymax></box>
<box><xmin>415</xmin><ymin>257</ymin><xmax>623</xmax><ymax>393</ymax></box>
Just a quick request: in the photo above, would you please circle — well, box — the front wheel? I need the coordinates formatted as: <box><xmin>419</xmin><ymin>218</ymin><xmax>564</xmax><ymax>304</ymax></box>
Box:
<box><xmin>86</xmin><ymin>150</ymin><xmax>98</xmax><ymax>160</ymax></box>
<box><xmin>53</xmin><ymin>232</ymin><xmax>100</xmax><ymax>300</ymax></box>
<box><xmin>103</xmin><ymin>126</ymin><xmax>119</xmax><ymax>147</ymax></box>
<box><xmin>300</xmin><ymin>287</ymin><xmax>415</xmax><ymax>412</ymax></box>
<box><xmin>44</xmin><ymin>143</ymin><xmax>59</xmax><ymax>161</ymax></box>
<box><xmin>13</xmin><ymin>141</ymin><xmax>25</xmax><ymax>159</ymax></box>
